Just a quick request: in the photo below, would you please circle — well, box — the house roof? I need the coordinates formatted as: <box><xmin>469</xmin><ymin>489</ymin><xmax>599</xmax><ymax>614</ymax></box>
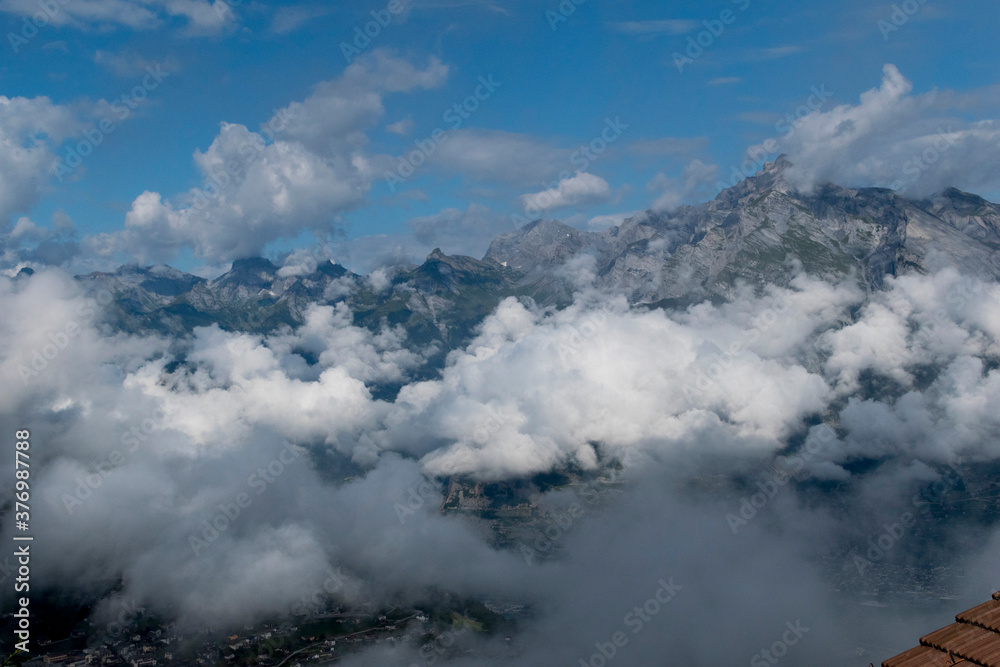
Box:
<box><xmin>883</xmin><ymin>592</ymin><xmax>1000</xmax><ymax>667</ymax></box>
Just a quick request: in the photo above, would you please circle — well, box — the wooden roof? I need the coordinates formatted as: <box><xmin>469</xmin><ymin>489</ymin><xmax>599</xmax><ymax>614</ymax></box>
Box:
<box><xmin>883</xmin><ymin>592</ymin><xmax>1000</xmax><ymax>667</ymax></box>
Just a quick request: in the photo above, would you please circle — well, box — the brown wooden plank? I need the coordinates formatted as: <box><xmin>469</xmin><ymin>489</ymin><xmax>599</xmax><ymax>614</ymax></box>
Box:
<box><xmin>959</xmin><ymin>601</ymin><xmax>1000</xmax><ymax>633</ymax></box>
<box><xmin>922</xmin><ymin>622</ymin><xmax>1000</xmax><ymax>666</ymax></box>
<box><xmin>883</xmin><ymin>644</ymin><xmax>974</xmax><ymax>666</ymax></box>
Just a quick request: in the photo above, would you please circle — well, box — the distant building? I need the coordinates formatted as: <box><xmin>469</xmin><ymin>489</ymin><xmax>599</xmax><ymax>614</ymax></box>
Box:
<box><xmin>882</xmin><ymin>590</ymin><xmax>1000</xmax><ymax>666</ymax></box>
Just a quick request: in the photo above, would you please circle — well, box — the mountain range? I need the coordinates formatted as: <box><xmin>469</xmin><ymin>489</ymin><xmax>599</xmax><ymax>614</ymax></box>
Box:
<box><xmin>70</xmin><ymin>157</ymin><xmax>1000</xmax><ymax>355</ymax></box>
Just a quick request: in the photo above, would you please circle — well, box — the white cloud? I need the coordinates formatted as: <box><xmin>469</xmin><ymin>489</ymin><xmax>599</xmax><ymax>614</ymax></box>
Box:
<box><xmin>279</xmin><ymin>52</ymin><xmax>448</xmax><ymax>158</ymax></box>
<box><xmin>758</xmin><ymin>64</ymin><xmax>1000</xmax><ymax>196</ymax></box>
<box><xmin>707</xmin><ymin>77</ymin><xmax>741</xmax><ymax>86</ymax></box>
<box><xmin>270</xmin><ymin>5</ymin><xmax>336</xmax><ymax>34</ymax></box>
<box><xmin>276</xmin><ymin>247</ymin><xmax>324</xmax><ymax>278</ymax></box>
<box><xmin>372</xmin><ymin>265</ymin><xmax>1000</xmax><ymax>483</ymax></box>
<box><xmin>586</xmin><ymin>210</ymin><xmax>641</xmax><ymax>230</ymax></box>
<box><xmin>647</xmin><ymin>159</ymin><xmax>719</xmax><ymax>211</ymax></box>
<box><xmin>0</xmin><ymin>95</ymin><xmax>81</xmax><ymax>228</ymax></box>
<box><xmin>164</xmin><ymin>0</ymin><xmax>234</xmax><ymax>35</ymax></box>
<box><xmin>384</xmin><ymin>276</ymin><xmax>859</xmax><ymax>478</ymax></box>
<box><xmin>0</xmin><ymin>0</ymin><xmax>237</xmax><ymax>33</ymax></box>
<box><xmin>385</xmin><ymin>118</ymin><xmax>414</xmax><ymax>135</ymax></box>
<box><xmin>520</xmin><ymin>172</ymin><xmax>612</xmax><ymax>214</ymax></box>
<box><xmin>107</xmin><ymin>127</ymin><xmax>363</xmax><ymax>262</ymax></box>
<box><xmin>10</xmin><ymin>216</ymin><xmax>54</xmax><ymax>242</ymax></box>
<box><xmin>92</xmin><ymin>52</ymin><xmax>449</xmax><ymax>264</ymax></box>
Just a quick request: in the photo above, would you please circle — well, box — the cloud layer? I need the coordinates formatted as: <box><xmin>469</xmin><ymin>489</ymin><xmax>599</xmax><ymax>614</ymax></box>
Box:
<box><xmin>2</xmin><ymin>256</ymin><xmax>1000</xmax><ymax>662</ymax></box>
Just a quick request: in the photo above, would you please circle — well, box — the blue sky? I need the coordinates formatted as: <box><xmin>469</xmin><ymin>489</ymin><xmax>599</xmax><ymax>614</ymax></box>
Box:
<box><xmin>1</xmin><ymin>0</ymin><xmax>999</xmax><ymax>275</ymax></box>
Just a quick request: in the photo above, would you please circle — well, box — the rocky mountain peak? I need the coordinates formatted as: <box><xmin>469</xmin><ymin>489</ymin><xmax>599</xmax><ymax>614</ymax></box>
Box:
<box><xmin>208</xmin><ymin>257</ymin><xmax>280</xmax><ymax>301</ymax></box>
<box><xmin>763</xmin><ymin>154</ymin><xmax>793</xmax><ymax>174</ymax></box>
<box><xmin>710</xmin><ymin>155</ymin><xmax>796</xmax><ymax>209</ymax></box>
<box><xmin>484</xmin><ymin>219</ymin><xmax>595</xmax><ymax>273</ymax></box>
<box><xmin>226</xmin><ymin>257</ymin><xmax>279</xmax><ymax>276</ymax></box>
